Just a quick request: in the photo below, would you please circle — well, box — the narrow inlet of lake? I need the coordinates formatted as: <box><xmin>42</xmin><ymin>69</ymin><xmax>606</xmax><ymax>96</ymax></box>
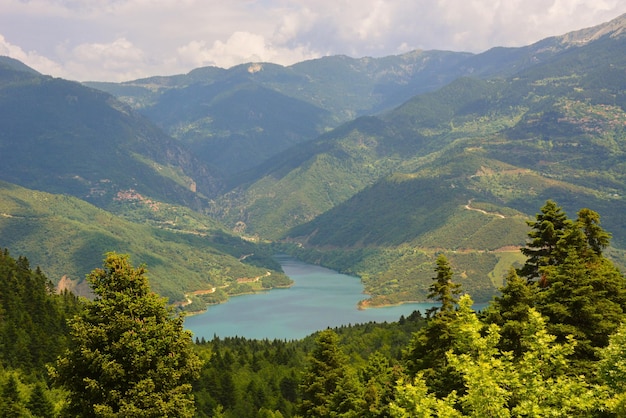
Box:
<box><xmin>184</xmin><ymin>254</ymin><xmax>437</xmax><ymax>340</ymax></box>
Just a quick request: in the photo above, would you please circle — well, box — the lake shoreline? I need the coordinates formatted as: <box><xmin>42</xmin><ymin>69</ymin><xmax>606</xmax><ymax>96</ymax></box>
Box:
<box><xmin>358</xmin><ymin>298</ymin><xmax>428</xmax><ymax>310</ymax></box>
<box><xmin>181</xmin><ymin>282</ymin><xmax>294</xmax><ymax>316</ymax></box>
<box><xmin>184</xmin><ymin>255</ymin><xmax>436</xmax><ymax>340</ymax></box>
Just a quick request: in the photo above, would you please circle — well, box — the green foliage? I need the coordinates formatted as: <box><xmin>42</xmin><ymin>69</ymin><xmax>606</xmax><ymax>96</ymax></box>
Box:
<box><xmin>193</xmin><ymin>336</ymin><xmax>307</xmax><ymax>418</ymax></box>
<box><xmin>191</xmin><ymin>312</ymin><xmax>426</xmax><ymax>418</ymax></box>
<box><xmin>0</xmin><ymin>368</ymin><xmax>67</xmax><ymax>418</ymax></box>
<box><xmin>298</xmin><ymin>329</ymin><xmax>350</xmax><ymax>417</ymax></box>
<box><xmin>0</xmin><ymin>67</ymin><xmax>215</xmax><ymax>208</ymax></box>
<box><xmin>3</xmin><ymin>200</ymin><xmax>626</xmax><ymax>417</ymax></box>
<box><xmin>519</xmin><ymin>200</ymin><xmax>573</xmax><ymax>280</ymax></box>
<box><xmin>51</xmin><ymin>253</ymin><xmax>202</xmax><ymax>417</ymax></box>
<box><xmin>0</xmin><ymin>249</ymin><xmax>82</xmax><ymax>372</ymax></box>
<box><xmin>27</xmin><ymin>382</ymin><xmax>55</xmax><ymax>418</ymax></box>
<box><xmin>485</xmin><ymin>268</ymin><xmax>536</xmax><ymax>356</ymax></box>
<box><xmin>0</xmin><ymin>374</ymin><xmax>28</xmax><ymax>417</ymax></box>
<box><xmin>0</xmin><ymin>181</ymin><xmax>290</xmax><ymax>306</ymax></box>
<box><xmin>358</xmin><ymin>351</ymin><xmax>399</xmax><ymax>417</ymax></box>
<box><xmin>404</xmin><ymin>259</ymin><xmax>464</xmax><ymax>397</ymax></box>
<box><xmin>537</xmin><ymin>250</ymin><xmax>626</xmax><ymax>368</ymax></box>
<box><xmin>395</xmin><ymin>297</ymin><xmax>610</xmax><ymax>417</ymax></box>
<box><xmin>599</xmin><ymin>323</ymin><xmax>626</xmax><ymax>414</ymax></box>
<box><xmin>0</xmin><ymin>248</ymin><xmax>83</xmax><ymax>417</ymax></box>
<box><xmin>514</xmin><ymin>201</ymin><xmax>626</xmax><ymax>368</ymax></box>
<box><xmin>428</xmin><ymin>255</ymin><xmax>462</xmax><ymax>314</ymax></box>
<box><xmin>390</xmin><ymin>376</ymin><xmax>461</xmax><ymax>418</ymax></box>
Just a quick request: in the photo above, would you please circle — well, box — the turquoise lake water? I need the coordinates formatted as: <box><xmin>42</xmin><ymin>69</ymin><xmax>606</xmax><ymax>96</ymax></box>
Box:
<box><xmin>184</xmin><ymin>254</ymin><xmax>438</xmax><ymax>340</ymax></box>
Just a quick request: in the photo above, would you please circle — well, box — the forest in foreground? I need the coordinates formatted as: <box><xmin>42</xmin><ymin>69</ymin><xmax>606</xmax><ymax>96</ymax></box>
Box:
<box><xmin>2</xmin><ymin>200</ymin><xmax>626</xmax><ymax>417</ymax></box>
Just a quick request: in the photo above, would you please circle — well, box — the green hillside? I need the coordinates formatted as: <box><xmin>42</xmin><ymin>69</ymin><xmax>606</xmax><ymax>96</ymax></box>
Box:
<box><xmin>86</xmin><ymin>18</ymin><xmax>626</xmax><ymax>182</ymax></box>
<box><xmin>85</xmin><ymin>50</ymin><xmax>490</xmax><ymax>179</ymax></box>
<box><xmin>1</xmin><ymin>15</ymin><xmax>625</xmax><ymax>310</ymax></box>
<box><xmin>283</xmin><ymin>146</ymin><xmax>626</xmax><ymax>304</ymax></box>
<box><xmin>0</xmin><ymin>181</ymin><xmax>290</xmax><ymax>308</ymax></box>
<box><xmin>237</xmin><ymin>20</ymin><xmax>626</xmax><ymax>238</ymax></box>
<box><xmin>142</xmin><ymin>82</ymin><xmax>332</xmax><ymax>178</ymax></box>
<box><xmin>0</xmin><ymin>64</ymin><xmax>220</xmax><ymax>209</ymax></box>
<box><xmin>221</xmin><ymin>17</ymin><xmax>626</xmax><ymax>305</ymax></box>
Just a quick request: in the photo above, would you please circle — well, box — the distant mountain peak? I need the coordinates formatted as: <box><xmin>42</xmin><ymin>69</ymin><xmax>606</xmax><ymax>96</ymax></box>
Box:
<box><xmin>558</xmin><ymin>13</ymin><xmax>626</xmax><ymax>45</ymax></box>
<box><xmin>0</xmin><ymin>55</ymin><xmax>40</xmax><ymax>74</ymax></box>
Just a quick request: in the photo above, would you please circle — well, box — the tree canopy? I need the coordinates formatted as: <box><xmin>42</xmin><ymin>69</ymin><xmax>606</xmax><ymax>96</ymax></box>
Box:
<box><xmin>2</xmin><ymin>200</ymin><xmax>626</xmax><ymax>417</ymax></box>
<box><xmin>51</xmin><ymin>252</ymin><xmax>202</xmax><ymax>417</ymax></box>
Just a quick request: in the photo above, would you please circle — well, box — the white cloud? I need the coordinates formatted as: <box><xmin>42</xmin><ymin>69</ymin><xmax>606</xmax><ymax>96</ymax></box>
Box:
<box><xmin>0</xmin><ymin>0</ymin><xmax>625</xmax><ymax>81</ymax></box>
<box><xmin>60</xmin><ymin>38</ymin><xmax>150</xmax><ymax>82</ymax></box>
<box><xmin>0</xmin><ymin>34</ymin><xmax>65</xmax><ymax>76</ymax></box>
<box><xmin>273</xmin><ymin>7</ymin><xmax>318</xmax><ymax>44</ymax></box>
<box><xmin>177</xmin><ymin>31</ymin><xmax>319</xmax><ymax>69</ymax></box>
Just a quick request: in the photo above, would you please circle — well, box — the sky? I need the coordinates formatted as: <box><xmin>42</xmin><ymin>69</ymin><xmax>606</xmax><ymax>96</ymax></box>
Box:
<box><xmin>1</xmin><ymin>0</ymin><xmax>625</xmax><ymax>82</ymax></box>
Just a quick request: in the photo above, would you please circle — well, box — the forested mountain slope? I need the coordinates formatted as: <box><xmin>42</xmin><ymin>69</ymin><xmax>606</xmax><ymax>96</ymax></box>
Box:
<box><xmin>210</xmin><ymin>14</ymin><xmax>626</xmax><ymax>236</ymax></box>
<box><xmin>1</xmin><ymin>15</ymin><xmax>624</xmax><ymax>309</ymax></box>
<box><xmin>0</xmin><ymin>181</ymin><xmax>289</xmax><ymax>305</ymax></box>
<box><xmin>219</xmin><ymin>15</ymin><xmax>626</xmax><ymax>304</ymax></box>
<box><xmin>0</xmin><ymin>61</ymin><xmax>295</xmax><ymax>307</ymax></box>
<box><xmin>87</xmin><ymin>15</ymin><xmax>626</xmax><ymax>182</ymax></box>
<box><xmin>0</xmin><ymin>60</ymin><xmax>220</xmax><ymax>210</ymax></box>
<box><xmin>86</xmin><ymin>51</ymin><xmax>473</xmax><ymax>178</ymax></box>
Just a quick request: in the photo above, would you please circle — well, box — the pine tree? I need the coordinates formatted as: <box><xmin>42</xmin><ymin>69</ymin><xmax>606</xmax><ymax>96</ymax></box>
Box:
<box><xmin>536</xmin><ymin>249</ymin><xmax>626</xmax><ymax>368</ymax></box>
<box><xmin>359</xmin><ymin>351</ymin><xmax>400</xmax><ymax>417</ymax></box>
<box><xmin>0</xmin><ymin>374</ymin><xmax>27</xmax><ymax>418</ymax></box>
<box><xmin>0</xmin><ymin>249</ymin><xmax>81</xmax><ymax>372</ymax></box>
<box><xmin>519</xmin><ymin>200</ymin><xmax>572</xmax><ymax>281</ymax></box>
<box><xmin>393</xmin><ymin>298</ymin><xmax>608</xmax><ymax>417</ymax></box>
<box><xmin>485</xmin><ymin>268</ymin><xmax>536</xmax><ymax>357</ymax></box>
<box><xmin>404</xmin><ymin>255</ymin><xmax>463</xmax><ymax>397</ymax></box>
<box><xmin>51</xmin><ymin>253</ymin><xmax>202</xmax><ymax>417</ymax></box>
<box><xmin>26</xmin><ymin>382</ymin><xmax>55</xmax><ymax>418</ymax></box>
<box><xmin>299</xmin><ymin>329</ymin><xmax>350</xmax><ymax>417</ymax></box>
<box><xmin>427</xmin><ymin>254</ymin><xmax>461</xmax><ymax>316</ymax></box>
<box><xmin>576</xmin><ymin>208</ymin><xmax>611</xmax><ymax>256</ymax></box>
<box><xmin>516</xmin><ymin>204</ymin><xmax>626</xmax><ymax>370</ymax></box>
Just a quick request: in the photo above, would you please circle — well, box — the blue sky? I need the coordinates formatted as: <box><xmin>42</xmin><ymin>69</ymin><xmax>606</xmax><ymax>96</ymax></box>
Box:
<box><xmin>1</xmin><ymin>0</ymin><xmax>625</xmax><ymax>82</ymax></box>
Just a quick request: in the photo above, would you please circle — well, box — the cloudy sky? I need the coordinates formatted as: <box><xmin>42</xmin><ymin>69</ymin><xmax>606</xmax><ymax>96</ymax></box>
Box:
<box><xmin>1</xmin><ymin>0</ymin><xmax>625</xmax><ymax>82</ymax></box>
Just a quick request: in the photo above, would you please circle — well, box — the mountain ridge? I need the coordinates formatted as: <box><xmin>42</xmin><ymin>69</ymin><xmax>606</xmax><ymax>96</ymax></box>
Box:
<box><xmin>1</xmin><ymin>13</ymin><xmax>625</xmax><ymax>306</ymax></box>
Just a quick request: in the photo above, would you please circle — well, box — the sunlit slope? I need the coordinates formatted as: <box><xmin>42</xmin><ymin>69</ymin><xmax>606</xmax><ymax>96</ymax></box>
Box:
<box><xmin>0</xmin><ymin>181</ymin><xmax>288</xmax><ymax>306</ymax></box>
<box><xmin>226</xmin><ymin>24</ymin><xmax>626</xmax><ymax>243</ymax></box>
<box><xmin>282</xmin><ymin>146</ymin><xmax>626</xmax><ymax>304</ymax></box>
<box><xmin>270</xmin><ymin>23</ymin><xmax>626</xmax><ymax>305</ymax></box>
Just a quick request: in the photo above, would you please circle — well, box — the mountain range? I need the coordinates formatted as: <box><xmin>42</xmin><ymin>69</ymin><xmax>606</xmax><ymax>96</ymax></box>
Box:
<box><xmin>1</xmin><ymin>13</ymin><xmax>625</xmax><ymax>306</ymax></box>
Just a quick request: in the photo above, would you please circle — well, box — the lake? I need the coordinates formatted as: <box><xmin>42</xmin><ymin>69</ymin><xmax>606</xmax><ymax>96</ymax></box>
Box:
<box><xmin>184</xmin><ymin>254</ymin><xmax>438</xmax><ymax>340</ymax></box>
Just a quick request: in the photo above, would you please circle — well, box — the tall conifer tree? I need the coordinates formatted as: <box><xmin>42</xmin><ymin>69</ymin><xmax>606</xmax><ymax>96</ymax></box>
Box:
<box><xmin>485</xmin><ymin>268</ymin><xmax>536</xmax><ymax>357</ymax></box>
<box><xmin>52</xmin><ymin>253</ymin><xmax>202</xmax><ymax>417</ymax></box>
<box><xmin>405</xmin><ymin>255</ymin><xmax>463</xmax><ymax>397</ymax></box>
<box><xmin>299</xmin><ymin>329</ymin><xmax>351</xmax><ymax>417</ymax></box>
<box><xmin>515</xmin><ymin>202</ymin><xmax>626</xmax><ymax>369</ymax></box>
<box><xmin>519</xmin><ymin>200</ymin><xmax>571</xmax><ymax>281</ymax></box>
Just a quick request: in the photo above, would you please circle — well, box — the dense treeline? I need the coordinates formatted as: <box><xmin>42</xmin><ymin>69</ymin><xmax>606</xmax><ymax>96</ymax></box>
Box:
<box><xmin>192</xmin><ymin>201</ymin><xmax>626</xmax><ymax>417</ymax></box>
<box><xmin>192</xmin><ymin>312</ymin><xmax>426</xmax><ymax>417</ymax></box>
<box><xmin>2</xmin><ymin>200</ymin><xmax>626</xmax><ymax>416</ymax></box>
<box><xmin>0</xmin><ymin>248</ymin><xmax>82</xmax><ymax>416</ymax></box>
<box><xmin>0</xmin><ymin>249</ymin><xmax>82</xmax><ymax>372</ymax></box>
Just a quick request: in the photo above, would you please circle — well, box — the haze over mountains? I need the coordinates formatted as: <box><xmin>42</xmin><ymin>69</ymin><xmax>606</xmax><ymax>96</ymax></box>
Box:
<box><xmin>1</xmin><ymin>14</ymin><xmax>625</xmax><ymax>306</ymax></box>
